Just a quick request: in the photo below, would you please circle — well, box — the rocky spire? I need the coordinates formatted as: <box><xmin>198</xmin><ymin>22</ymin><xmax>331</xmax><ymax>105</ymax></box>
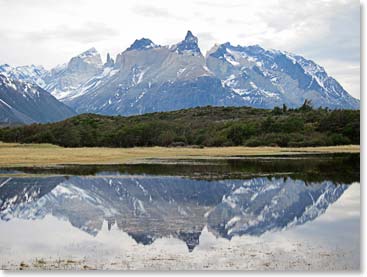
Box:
<box><xmin>172</xmin><ymin>30</ymin><xmax>201</xmax><ymax>56</ymax></box>
<box><xmin>104</xmin><ymin>53</ymin><xmax>114</xmax><ymax>67</ymax></box>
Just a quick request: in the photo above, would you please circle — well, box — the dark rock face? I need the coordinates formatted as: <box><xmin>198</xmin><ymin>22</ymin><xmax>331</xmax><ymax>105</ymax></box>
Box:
<box><xmin>172</xmin><ymin>30</ymin><xmax>202</xmax><ymax>55</ymax></box>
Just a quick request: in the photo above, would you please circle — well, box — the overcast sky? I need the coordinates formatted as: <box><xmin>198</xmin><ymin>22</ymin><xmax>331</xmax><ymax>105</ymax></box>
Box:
<box><xmin>0</xmin><ymin>0</ymin><xmax>360</xmax><ymax>99</ymax></box>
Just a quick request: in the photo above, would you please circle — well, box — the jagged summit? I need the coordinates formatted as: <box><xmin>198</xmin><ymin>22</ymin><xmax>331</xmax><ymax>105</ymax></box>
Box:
<box><xmin>207</xmin><ymin>42</ymin><xmax>230</xmax><ymax>59</ymax></box>
<box><xmin>127</xmin><ymin>38</ymin><xmax>157</xmax><ymax>51</ymax></box>
<box><xmin>40</xmin><ymin>47</ymin><xmax>103</xmax><ymax>100</ymax></box>
<box><xmin>77</xmin><ymin>47</ymin><xmax>99</xmax><ymax>59</ymax></box>
<box><xmin>184</xmin><ymin>30</ymin><xmax>196</xmax><ymax>42</ymax></box>
<box><xmin>68</xmin><ymin>47</ymin><xmax>102</xmax><ymax>68</ymax></box>
<box><xmin>171</xmin><ymin>30</ymin><xmax>201</xmax><ymax>56</ymax></box>
<box><xmin>208</xmin><ymin>42</ymin><xmax>265</xmax><ymax>59</ymax></box>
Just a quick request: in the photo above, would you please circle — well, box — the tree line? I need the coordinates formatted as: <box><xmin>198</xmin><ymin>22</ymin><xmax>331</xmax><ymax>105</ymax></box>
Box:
<box><xmin>0</xmin><ymin>103</ymin><xmax>360</xmax><ymax>148</ymax></box>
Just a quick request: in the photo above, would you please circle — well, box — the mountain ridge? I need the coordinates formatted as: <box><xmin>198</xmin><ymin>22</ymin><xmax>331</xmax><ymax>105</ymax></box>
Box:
<box><xmin>0</xmin><ymin>74</ymin><xmax>76</xmax><ymax>124</ymax></box>
<box><xmin>0</xmin><ymin>31</ymin><xmax>359</xmax><ymax>123</ymax></box>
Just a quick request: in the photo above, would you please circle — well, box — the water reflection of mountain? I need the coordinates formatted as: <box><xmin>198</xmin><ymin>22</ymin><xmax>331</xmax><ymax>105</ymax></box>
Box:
<box><xmin>0</xmin><ymin>175</ymin><xmax>348</xmax><ymax>251</ymax></box>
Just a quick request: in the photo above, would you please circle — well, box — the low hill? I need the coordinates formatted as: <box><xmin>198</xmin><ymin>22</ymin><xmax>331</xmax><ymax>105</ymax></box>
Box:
<box><xmin>0</xmin><ymin>104</ymin><xmax>359</xmax><ymax>148</ymax></box>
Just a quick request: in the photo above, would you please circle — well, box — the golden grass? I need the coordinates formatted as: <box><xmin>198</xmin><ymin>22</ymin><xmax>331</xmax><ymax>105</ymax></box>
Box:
<box><xmin>0</xmin><ymin>142</ymin><xmax>359</xmax><ymax>167</ymax></box>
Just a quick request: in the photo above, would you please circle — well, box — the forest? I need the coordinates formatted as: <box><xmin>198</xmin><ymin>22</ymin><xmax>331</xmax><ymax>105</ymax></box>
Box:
<box><xmin>0</xmin><ymin>102</ymin><xmax>360</xmax><ymax>148</ymax></box>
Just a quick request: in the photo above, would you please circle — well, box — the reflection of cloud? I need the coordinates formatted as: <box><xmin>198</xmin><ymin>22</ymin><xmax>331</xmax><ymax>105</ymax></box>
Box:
<box><xmin>320</xmin><ymin>182</ymin><xmax>360</xmax><ymax>220</ymax></box>
<box><xmin>23</xmin><ymin>22</ymin><xmax>119</xmax><ymax>43</ymax></box>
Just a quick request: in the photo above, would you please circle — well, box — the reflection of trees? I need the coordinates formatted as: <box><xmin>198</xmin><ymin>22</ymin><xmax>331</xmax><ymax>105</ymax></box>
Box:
<box><xmin>9</xmin><ymin>153</ymin><xmax>359</xmax><ymax>184</ymax></box>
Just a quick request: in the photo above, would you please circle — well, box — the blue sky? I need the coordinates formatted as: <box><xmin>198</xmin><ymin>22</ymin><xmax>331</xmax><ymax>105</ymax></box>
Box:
<box><xmin>0</xmin><ymin>0</ymin><xmax>360</xmax><ymax>98</ymax></box>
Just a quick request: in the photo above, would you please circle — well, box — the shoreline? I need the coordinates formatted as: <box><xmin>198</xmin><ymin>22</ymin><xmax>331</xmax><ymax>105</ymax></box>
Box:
<box><xmin>1</xmin><ymin>228</ymin><xmax>359</xmax><ymax>271</ymax></box>
<box><xmin>0</xmin><ymin>142</ymin><xmax>359</xmax><ymax>168</ymax></box>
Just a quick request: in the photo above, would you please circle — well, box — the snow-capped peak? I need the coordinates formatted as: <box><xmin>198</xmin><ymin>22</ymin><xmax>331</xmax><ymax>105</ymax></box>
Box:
<box><xmin>77</xmin><ymin>47</ymin><xmax>99</xmax><ymax>59</ymax></box>
<box><xmin>0</xmin><ymin>63</ymin><xmax>47</xmax><ymax>87</ymax></box>
<box><xmin>64</xmin><ymin>48</ymin><xmax>103</xmax><ymax>69</ymax></box>
<box><xmin>126</xmin><ymin>38</ymin><xmax>158</xmax><ymax>51</ymax></box>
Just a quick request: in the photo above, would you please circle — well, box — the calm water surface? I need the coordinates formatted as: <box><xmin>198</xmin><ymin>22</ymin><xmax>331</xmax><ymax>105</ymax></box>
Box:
<box><xmin>0</xmin><ymin>154</ymin><xmax>360</xmax><ymax>270</ymax></box>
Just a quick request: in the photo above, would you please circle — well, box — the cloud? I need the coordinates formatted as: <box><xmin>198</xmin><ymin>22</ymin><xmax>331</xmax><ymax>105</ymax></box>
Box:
<box><xmin>22</xmin><ymin>22</ymin><xmax>120</xmax><ymax>44</ymax></box>
<box><xmin>194</xmin><ymin>0</ymin><xmax>249</xmax><ymax>8</ymax></box>
<box><xmin>131</xmin><ymin>5</ymin><xmax>183</xmax><ymax>20</ymax></box>
<box><xmin>0</xmin><ymin>0</ymin><xmax>360</xmax><ymax>98</ymax></box>
<box><xmin>290</xmin><ymin>2</ymin><xmax>360</xmax><ymax>63</ymax></box>
<box><xmin>197</xmin><ymin>32</ymin><xmax>216</xmax><ymax>41</ymax></box>
<box><xmin>319</xmin><ymin>59</ymin><xmax>360</xmax><ymax>99</ymax></box>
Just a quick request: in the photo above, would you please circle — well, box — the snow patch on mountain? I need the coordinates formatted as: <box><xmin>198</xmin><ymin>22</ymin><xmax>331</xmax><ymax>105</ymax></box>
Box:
<box><xmin>0</xmin><ymin>64</ymin><xmax>47</xmax><ymax>88</ymax></box>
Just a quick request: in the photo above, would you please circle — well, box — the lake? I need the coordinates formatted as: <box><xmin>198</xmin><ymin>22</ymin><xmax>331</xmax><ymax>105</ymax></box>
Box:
<box><xmin>0</xmin><ymin>154</ymin><xmax>360</xmax><ymax>270</ymax></box>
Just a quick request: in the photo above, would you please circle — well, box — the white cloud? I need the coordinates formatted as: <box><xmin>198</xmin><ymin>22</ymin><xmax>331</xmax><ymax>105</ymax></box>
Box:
<box><xmin>0</xmin><ymin>0</ymin><xmax>360</xmax><ymax>98</ymax></box>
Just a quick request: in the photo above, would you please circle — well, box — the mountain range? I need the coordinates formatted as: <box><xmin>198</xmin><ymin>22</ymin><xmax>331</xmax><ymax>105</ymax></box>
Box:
<box><xmin>0</xmin><ymin>31</ymin><xmax>359</xmax><ymax>124</ymax></box>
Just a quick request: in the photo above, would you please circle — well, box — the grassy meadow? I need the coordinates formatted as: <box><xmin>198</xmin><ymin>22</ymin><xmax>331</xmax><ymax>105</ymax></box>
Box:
<box><xmin>0</xmin><ymin>142</ymin><xmax>360</xmax><ymax>167</ymax></box>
